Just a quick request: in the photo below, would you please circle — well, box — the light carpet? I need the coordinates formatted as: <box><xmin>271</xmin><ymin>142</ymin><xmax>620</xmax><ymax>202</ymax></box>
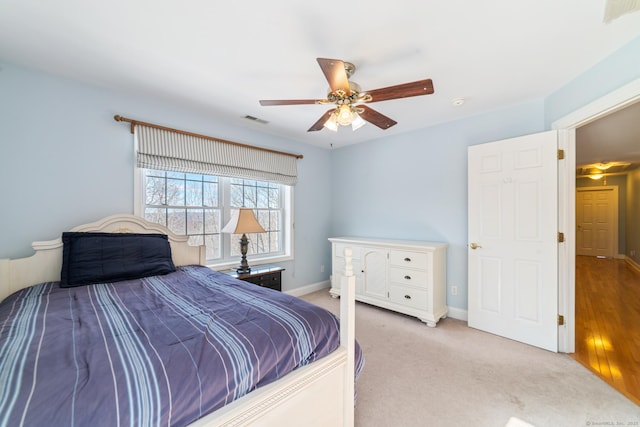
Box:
<box><xmin>301</xmin><ymin>290</ymin><xmax>640</xmax><ymax>427</ymax></box>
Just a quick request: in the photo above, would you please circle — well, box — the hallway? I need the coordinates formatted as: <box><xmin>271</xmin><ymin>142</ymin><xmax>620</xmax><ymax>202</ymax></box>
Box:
<box><xmin>573</xmin><ymin>255</ymin><xmax>640</xmax><ymax>405</ymax></box>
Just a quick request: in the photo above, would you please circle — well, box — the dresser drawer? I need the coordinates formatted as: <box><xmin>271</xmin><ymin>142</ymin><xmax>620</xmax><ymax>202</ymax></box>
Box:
<box><xmin>388</xmin><ymin>285</ymin><xmax>428</xmax><ymax>311</ymax></box>
<box><xmin>389</xmin><ymin>267</ymin><xmax>430</xmax><ymax>288</ymax></box>
<box><xmin>389</xmin><ymin>250</ymin><xmax>431</xmax><ymax>268</ymax></box>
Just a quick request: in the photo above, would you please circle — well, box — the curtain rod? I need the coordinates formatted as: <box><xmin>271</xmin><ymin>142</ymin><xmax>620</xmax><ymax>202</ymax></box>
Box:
<box><xmin>113</xmin><ymin>115</ymin><xmax>304</xmax><ymax>159</ymax></box>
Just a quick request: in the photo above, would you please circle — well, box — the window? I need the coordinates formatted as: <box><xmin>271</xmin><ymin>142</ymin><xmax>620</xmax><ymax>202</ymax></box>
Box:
<box><xmin>138</xmin><ymin>169</ymin><xmax>292</xmax><ymax>266</ymax></box>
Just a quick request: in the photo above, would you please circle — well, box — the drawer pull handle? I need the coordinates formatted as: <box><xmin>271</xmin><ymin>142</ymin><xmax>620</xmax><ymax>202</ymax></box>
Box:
<box><xmin>404</xmin><ymin>294</ymin><xmax>411</xmax><ymax>299</ymax></box>
<box><xmin>404</xmin><ymin>275</ymin><xmax>411</xmax><ymax>280</ymax></box>
<box><xmin>404</xmin><ymin>257</ymin><xmax>411</xmax><ymax>262</ymax></box>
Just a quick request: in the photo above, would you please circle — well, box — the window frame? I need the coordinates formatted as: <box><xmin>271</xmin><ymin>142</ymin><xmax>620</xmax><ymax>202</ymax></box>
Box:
<box><xmin>134</xmin><ymin>168</ymin><xmax>294</xmax><ymax>269</ymax></box>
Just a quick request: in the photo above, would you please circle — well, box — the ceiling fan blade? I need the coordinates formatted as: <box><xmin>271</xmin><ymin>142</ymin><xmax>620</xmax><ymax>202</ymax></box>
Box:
<box><xmin>362</xmin><ymin>79</ymin><xmax>434</xmax><ymax>103</ymax></box>
<box><xmin>317</xmin><ymin>58</ymin><xmax>350</xmax><ymax>93</ymax></box>
<box><xmin>259</xmin><ymin>99</ymin><xmax>322</xmax><ymax>106</ymax></box>
<box><xmin>308</xmin><ymin>109</ymin><xmax>335</xmax><ymax>132</ymax></box>
<box><xmin>358</xmin><ymin>105</ymin><xmax>397</xmax><ymax>130</ymax></box>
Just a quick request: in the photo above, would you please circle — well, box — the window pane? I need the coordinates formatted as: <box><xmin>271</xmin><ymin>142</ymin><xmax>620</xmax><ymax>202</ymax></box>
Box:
<box><xmin>273</xmin><ymin>211</ymin><xmax>282</xmax><ymax>232</ymax></box>
<box><xmin>270</xmin><ymin>231</ymin><xmax>280</xmax><ymax>252</ymax></box>
<box><xmin>255</xmin><ymin>233</ymin><xmax>269</xmax><ymax>254</ymax></box>
<box><xmin>145</xmin><ymin>169</ymin><xmax>166</xmax><ymax>178</ymax></box>
<box><xmin>230</xmin><ymin>183</ymin><xmax>243</xmax><ymax>207</ymax></box>
<box><xmin>145</xmin><ymin>177</ymin><xmax>166</xmax><ymax>205</ymax></box>
<box><xmin>188</xmin><ymin>235</ymin><xmax>203</xmax><ymax>247</ymax></box>
<box><xmin>247</xmin><ymin>233</ymin><xmax>261</xmax><ymax>254</ymax></box>
<box><xmin>186</xmin><ymin>180</ymin><xmax>202</xmax><ymax>206</ymax></box>
<box><xmin>144</xmin><ymin>207</ymin><xmax>166</xmax><ymax>225</ymax></box>
<box><xmin>142</xmin><ymin>170</ymin><xmax>286</xmax><ymax>263</ymax></box>
<box><xmin>230</xmin><ymin>235</ymin><xmax>241</xmax><ymax>256</ymax></box>
<box><xmin>187</xmin><ymin>209</ymin><xmax>204</xmax><ymax>234</ymax></box>
<box><xmin>269</xmin><ymin>187</ymin><xmax>280</xmax><ymax>209</ymax></box>
<box><xmin>205</xmin><ymin>235</ymin><xmax>220</xmax><ymax>260</ymax></box>
<box><xmin>257</xmin><ymin>187</ymin><xmax>269</xmax><ymax>208</ymax></box>
<box><xmin>257</xmin><ymin>210</ymin><xmax>270</xmax><ymax>231</ymax></box>
<box><xmin>203</xmin><ymin>182</ymin><xmax>217</xmax><ymax>207</ymax></box>
<box><xmin>244</xmin><ymin>185</ymin><xmax>257</xmax><ymax>208</ymax></box>
<box><xmin>167</xmin><ymin>178</ymin><xmax>185</xmax><ymax>205</ymax></box>
<box><xmin>167</xmin><ymin>208</ymin><xmax>186</xmax><ymax>235</ymax></box>
<box><xmin>204</xmin><ymin>209</ymin><xmax>220</xmax><ymax>233</ymax></box>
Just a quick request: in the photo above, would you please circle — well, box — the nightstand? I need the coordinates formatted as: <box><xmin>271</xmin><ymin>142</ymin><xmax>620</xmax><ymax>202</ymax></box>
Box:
<box><xmin>223</xmin><ymin>265</ymin><xmax>285</xmax><ymax>291</ymax></box>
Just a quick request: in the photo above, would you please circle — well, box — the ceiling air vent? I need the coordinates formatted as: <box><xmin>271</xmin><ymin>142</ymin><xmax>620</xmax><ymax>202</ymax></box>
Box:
<box><xmin>244</xmin><ymin>115</ymin><xmax>269</xmax><ymax>124</ymax></box>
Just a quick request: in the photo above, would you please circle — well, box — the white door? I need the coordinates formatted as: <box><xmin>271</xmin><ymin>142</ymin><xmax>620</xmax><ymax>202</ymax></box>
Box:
<box><xmin>468</xmin><ymin>131</ymin><xmax>559</xmax><ymax>352</ymax></box>
<box><xmin>576</xmin><ymin>188</ymin><xmax>617</xmax><ymax>257</ymax></box>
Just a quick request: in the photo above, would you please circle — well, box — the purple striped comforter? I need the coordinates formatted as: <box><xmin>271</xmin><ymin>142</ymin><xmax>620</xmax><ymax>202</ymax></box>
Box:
<box><xmin>0</xmin><ymin>265</ymin><xmax>363</xmax><ymax>427</ymax></box>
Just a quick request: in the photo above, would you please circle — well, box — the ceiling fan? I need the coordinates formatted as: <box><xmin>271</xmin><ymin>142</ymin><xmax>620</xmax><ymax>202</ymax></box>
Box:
<box><xmin>259</xmin><ymin>58</ymin><xmax>434</xmax><ymax>132</ymax></box>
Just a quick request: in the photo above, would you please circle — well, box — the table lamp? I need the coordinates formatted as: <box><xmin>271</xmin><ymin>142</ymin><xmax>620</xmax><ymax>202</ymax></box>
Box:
<box><xmin>222</xmin><ymin>208</ymin><xmax>265</xmax><ymax>273</ymax></box>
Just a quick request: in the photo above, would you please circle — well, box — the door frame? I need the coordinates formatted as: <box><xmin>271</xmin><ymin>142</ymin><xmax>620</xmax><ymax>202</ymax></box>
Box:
<box><xmin>576</xmin><ymin>186</ymin><xmax>619</xmax><ymax>258</ymax></box>
<box><xmin>553</xmin><ymin>77</ymin><xmax>640</xmax><ymax>353</ymax></box>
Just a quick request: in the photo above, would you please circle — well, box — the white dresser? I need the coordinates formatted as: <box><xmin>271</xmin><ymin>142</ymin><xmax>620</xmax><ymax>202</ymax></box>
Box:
<box><xmin>329</xmin><ymin>237</ymin><xmax>448</xmax><ymax>327</ymax></box>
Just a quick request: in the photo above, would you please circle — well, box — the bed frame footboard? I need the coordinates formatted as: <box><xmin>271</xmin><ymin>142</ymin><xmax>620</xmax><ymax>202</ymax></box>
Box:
<box><xmin>193</xmin><ymin>246</ymin><xmax>357</xmax><ymax>427</ymax></box>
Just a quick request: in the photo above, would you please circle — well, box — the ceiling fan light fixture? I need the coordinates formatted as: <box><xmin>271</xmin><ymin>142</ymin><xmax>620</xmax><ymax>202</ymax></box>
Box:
<box><xmin>351</xmin><ymin>113</ymin><xmax>366</xmax><ymax>131</ymax></box>
<box><xmin>337</xmin><ymin>105</ymin><xmax>355</xmax><ymax>126</ymax></box>
<box><xmin>323</xmin><ymin>113</ymin><xmax>339</xmax><ymax>131</ymax></box>
<box><xmin>323</xmin><ymin>105</ymin><xmax>366</xmax><ymax>131</ymax></box>
<box><xmin>259</xmin><ymin>58</ymin><xmax>435</xmax><ymax>133</ymax></box>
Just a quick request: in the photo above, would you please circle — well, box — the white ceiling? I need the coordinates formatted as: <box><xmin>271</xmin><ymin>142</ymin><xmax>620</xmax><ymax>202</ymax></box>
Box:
<box><xmin>1</xmin><ymin>0</ymin><xmax>639</xmax><ymax>157</ymax></box>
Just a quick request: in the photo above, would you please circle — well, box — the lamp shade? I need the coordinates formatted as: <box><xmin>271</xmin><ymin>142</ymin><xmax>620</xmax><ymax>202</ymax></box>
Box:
<box><xmin>222</xmin><ymin>208</ymin><xmax>265</xmax><ymax>234</ymax></box>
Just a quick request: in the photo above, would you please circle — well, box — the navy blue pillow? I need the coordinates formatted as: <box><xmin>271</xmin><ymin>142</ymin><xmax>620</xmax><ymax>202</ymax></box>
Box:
<box><xmin>60</xmin><ymin>232</ymin><xmax>176</xmax><ymax>288</ymax></box>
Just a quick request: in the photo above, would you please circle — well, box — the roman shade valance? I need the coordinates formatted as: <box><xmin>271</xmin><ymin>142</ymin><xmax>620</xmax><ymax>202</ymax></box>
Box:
<box><xmin>117</xmin><ymin>115</ymin><xmax>301</xmax><ymax>185</ymax></box>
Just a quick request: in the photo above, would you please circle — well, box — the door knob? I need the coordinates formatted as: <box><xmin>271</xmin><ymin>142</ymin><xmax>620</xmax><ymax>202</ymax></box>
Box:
<box><xmin>470</xmin><ymin>242</ymin><xmax>482</xmax><ymax>250</ymax></box>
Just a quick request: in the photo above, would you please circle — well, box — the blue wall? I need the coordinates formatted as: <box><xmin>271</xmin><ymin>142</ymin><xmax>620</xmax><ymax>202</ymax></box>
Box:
<box><xmin>330</xmin><ymin>99</ymin><xmax>546</xmax><ymax>310</ymax></box>
<box><xmin>0</xmin><ymin>61</ymin><xmax>333</xmax><ymax>291</ymax></box>
<box><xmin>330</xmin><ymin>35</ymin><xmax>640</xmax><ymax>312</ymax></box>
<box><xmin>1</xmin><ymin>35</ymin><xmax>638</xmax><ymax>303</ymax></box>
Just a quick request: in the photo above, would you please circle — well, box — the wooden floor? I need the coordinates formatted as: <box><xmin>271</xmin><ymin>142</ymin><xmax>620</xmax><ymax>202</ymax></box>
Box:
<box><xmin>573</xmin><ymin>255</ymin><xmax>640</xmax><ymax>406</ymax></box>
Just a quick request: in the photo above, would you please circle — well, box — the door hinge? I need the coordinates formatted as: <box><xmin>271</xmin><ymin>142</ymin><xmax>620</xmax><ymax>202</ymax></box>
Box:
<box><xmin>558</xmin><ymin>315</ymin><xmax>565</xmax><ymax>326</ymax></box>
<box><xmin>558</xmin><ymin>232</ymin><xmax>565</xmax><ymax>243</ymax></box>
<box><xmin>558</xmin><ymin>149</ymin><xmax>565</xmax><ymax>160</ymax></box>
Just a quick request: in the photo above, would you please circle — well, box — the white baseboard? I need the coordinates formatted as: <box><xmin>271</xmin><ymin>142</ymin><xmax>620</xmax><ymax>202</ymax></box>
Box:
<box><xmin>286</xmin><ymin>280</ymin><xmax>330</xmax><ymax>297</ymax></box>
<box><xmin>447</xmin><ymin>306</ymin><xmax>468</xmax><ymax>322</ymax></box>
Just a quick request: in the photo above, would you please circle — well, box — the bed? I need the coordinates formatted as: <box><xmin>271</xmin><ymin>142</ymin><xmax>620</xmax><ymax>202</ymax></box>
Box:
<box><xmin>0</xmin><ymin>214</ymin><xmax>361</xmax><ymax>427</ymax></box>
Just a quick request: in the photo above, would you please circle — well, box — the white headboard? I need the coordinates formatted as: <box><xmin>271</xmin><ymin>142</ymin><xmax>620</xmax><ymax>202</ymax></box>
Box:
<box><xmin>0</xmin><ymin>214</ymin><xmax>206</xmax><ymax>302</ymax></box>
